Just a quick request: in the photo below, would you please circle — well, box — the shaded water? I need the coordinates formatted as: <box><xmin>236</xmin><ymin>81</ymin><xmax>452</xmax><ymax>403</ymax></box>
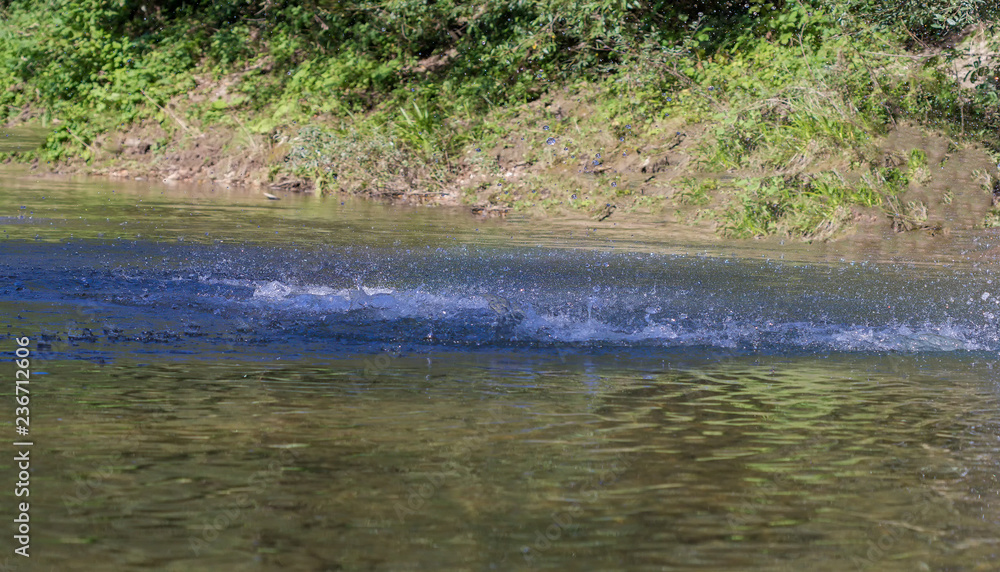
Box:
<box><xmin>1</xmin><ymin>171</ymin><xmax>999</xmax><ymax>571</ymax></box>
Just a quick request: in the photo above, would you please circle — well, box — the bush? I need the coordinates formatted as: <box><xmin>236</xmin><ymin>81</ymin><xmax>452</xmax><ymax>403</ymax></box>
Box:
<box><xmin>846</xmin><ymin>0</ymin><xmax>1000</xmax><ymax>42</ymax></box>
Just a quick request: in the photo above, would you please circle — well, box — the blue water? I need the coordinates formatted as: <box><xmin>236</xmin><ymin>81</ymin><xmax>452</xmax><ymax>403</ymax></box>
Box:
<box><xmin>3</xmin><ymin>239</ymin><xmax>998</xmax><ymax>363</ymax></box>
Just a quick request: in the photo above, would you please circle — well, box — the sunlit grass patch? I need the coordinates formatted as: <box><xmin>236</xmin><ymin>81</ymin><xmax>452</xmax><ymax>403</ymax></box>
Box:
<box><xmin>628</xmin><ymin>194</ymin><xmax>668</xmax><ymax>213</ymax></box>
<box><xmin>284</xmin><ymin>124</ymin><xmax>412</xmax><ymax>196</ymax></box>
<box><xmin>984</xmin><ymin>209</ymin><xmax>1000</xmax><ymax>228</ymax></box>
<box><xmin>673</xmin><ymin>177</ymin><xmax>716</xmax><ymax>206</ymax></box>
<box><xmin>718</xmin><ymin>169</ymin><xmax>897</xmax><ymax>240</ymax></box>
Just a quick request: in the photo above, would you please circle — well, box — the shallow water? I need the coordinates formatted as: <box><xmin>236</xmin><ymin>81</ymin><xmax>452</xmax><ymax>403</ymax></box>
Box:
<box><xmin>1</xmin><ymin>171</ymin><xmax>999</xmax><ymax>571</ymax></box>
<box><xmin>0</xmin><ymin>127</ymin><xmax>47</xmax><ymax>155</ymax></box>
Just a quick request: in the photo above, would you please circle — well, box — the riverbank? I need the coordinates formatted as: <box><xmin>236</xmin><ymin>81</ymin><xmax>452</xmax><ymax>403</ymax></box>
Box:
<box><xmin>3</xmin><ymin>1</ymin><xmax>1000</xmax><ymax>240</ymax></box>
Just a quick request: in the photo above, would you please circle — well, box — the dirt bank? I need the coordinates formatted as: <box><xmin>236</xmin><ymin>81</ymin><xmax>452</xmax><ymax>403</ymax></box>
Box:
<box><xmin>14</xmin><ymin>94</ymin><xmax>995</xmax><ymax>243</ymax></box>
<box><xmin>5</xmin><ymin>80</ymin><xmax>999</xmax><ymax>243</ymax></box>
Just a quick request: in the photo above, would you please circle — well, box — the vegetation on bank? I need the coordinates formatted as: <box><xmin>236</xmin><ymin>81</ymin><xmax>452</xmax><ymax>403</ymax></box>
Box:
<box><xmin>3</xmin><ymin>0</ymin><xmax>1000</xmax><ymax>239</ymax></box>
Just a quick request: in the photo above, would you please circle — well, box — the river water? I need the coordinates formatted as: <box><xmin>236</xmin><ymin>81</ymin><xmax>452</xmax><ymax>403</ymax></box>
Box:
<box><xmin>1</xmin><ymin>171</ymin><xmax>999</xmax><ymax>571</ymax></box>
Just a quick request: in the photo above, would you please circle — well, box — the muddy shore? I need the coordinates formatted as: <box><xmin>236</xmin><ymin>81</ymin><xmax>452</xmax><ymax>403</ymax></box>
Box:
<box><xmin>8</xmin><ymin>100</ymin><xmax>999</xmax><ymax>242</ymax></box>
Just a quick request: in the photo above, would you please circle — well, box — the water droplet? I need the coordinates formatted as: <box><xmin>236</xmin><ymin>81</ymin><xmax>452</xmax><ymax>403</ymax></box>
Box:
<box><xmin>546</xmin><ymin>137</ymin><xmax>556</xmax><ymax>145</ymax></box>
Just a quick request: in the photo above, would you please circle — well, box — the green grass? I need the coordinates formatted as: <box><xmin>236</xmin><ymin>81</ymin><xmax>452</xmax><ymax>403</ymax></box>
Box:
<box><xmin>718</xmin><ymin>169</ymin><xmax>901</xmax><ymax>240</ymax></box>
<box><xmin>3</xmin><ymin>0</ymin><xmax>1000</xmax><ymax>240</ymax></box>
<box><xmin>985</xmin><ymin>209</ymin><xmax>1000</xmax><ymax>228</ymax></box>
<box><xmin>908</xmin><ymin>148</ymin><xmax>928</xmax><ymax>169</ymax></box>
<box><xmin>673</xmin><ymin>178</ymin><xmax>716</xmax><ymax>206</ymax></box>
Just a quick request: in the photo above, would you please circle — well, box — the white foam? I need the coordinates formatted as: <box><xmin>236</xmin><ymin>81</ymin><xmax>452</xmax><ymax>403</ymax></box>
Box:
<box><xmin>234</xmin><ymin>279</ymin><xmax>991</xmax><ymax>352</ymax></box>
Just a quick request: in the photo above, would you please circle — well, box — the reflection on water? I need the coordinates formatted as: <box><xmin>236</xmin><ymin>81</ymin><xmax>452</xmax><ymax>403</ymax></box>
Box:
<box><xmin>1</xmin><ymin>172</ymin><xmax>999</xmax><ymax>571</ymax></box>
<box><xmin>0</xmin><ymin>127</ymin><xmax>47</xmax><ymax>154</ymax></box>
<box><xmin>2</xmin><ymin>167</ymin><xmax>999</xmax><ymax>264</ymax></box>
<box><xmin>18</xmin><ymin>354</ymin><xmax>1000</xmax><ymax>571</ymax></box>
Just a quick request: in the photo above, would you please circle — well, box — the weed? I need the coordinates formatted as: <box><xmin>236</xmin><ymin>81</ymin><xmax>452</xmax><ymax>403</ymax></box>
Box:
<box><xmin>972</xmin><ymin>168</ymin><xmax>994</xmax><ymax>194</ymax></box>
<box><xmin>630</xmin><ymin>195</ymin><xmax>667</xmax><ymax>213</ymax></box>
<box><xmin>673</xmin><ymin>177</ymin><xmax>716</xmax><ymax>206</ymax></box>
<box><xmin>719</xmin><ymin>170</ymin><xmax>885</xmax><ymax>240</ymax></box>
<box><xmin>985</xmin><ymin>209</ymin><xmax>1000</xmax><ymax>228</ymax></box>
<box><xmin>908</xmin><ymin>148</ymin><xmax>928</xmax><ymax>169</ymax></box>
<box><xmin>395</xmin><ymin>102</ymin><xmax>442</xmax><ymax>156</ymax></box>
<box><xmin>884</xmin><ymin>196</ymin><xmax>930</xmax><ymax>232</ymax></box>
<box><xmin>285</xmin><ymin>124</ymin><xmax>411</xmax><ymax>197</ymax></box>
